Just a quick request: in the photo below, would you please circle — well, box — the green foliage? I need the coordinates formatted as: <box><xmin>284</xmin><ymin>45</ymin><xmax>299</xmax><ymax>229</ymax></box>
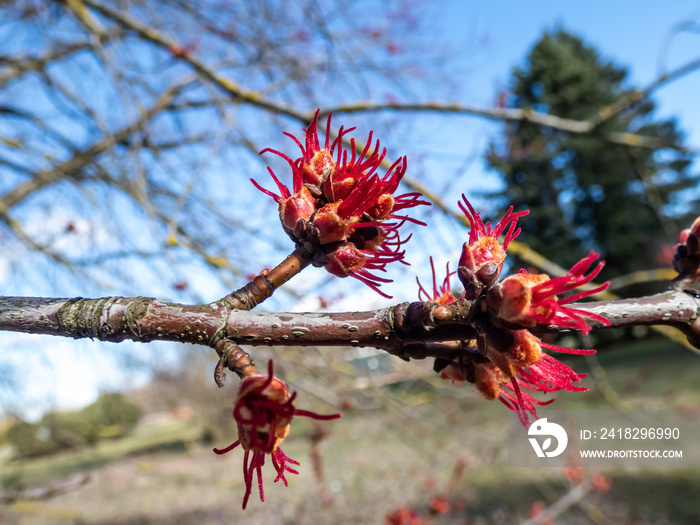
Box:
<box><xmin>81</xmin><ymin>392</ymin><xmax>141</xmax><ymax>435</ymax></box>
<box><xmin>3</xmin><ymin>392</ymin><xmax>141</xmax><ymax>458</ymax></box>
<box><xmin>488</xmin><ymin>29</ymin><xmax>698</xmax><ymax>281</ymax></box>
<box><xmin>5</xmin><ymin>420</ymin><xmax>61</xmax><ymax>458</ymax></box>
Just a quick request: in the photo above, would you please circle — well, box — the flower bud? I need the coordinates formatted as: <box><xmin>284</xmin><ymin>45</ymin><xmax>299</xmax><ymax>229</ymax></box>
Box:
<box><xmin>323</xmin><ymin>242</ymin><xmax>367</xmax><ymax>277</ymax></box>
<box><xmin>253</xmin><ymin>110</ymin><xmax>429</xmax><ymax>297</ymax></box>
<box><xmin>322</xmin><ymin>170</ymin><xmax>360</xmax><ymax>202</ymax></box>
<box><xmin>279</xmin><ymin>187</ymin><xmax>315</xmax><ymax>236</ymax></box>
<box><xmin>312</xmin><ymin>202</ymin><xmax>355</xmax><ymax>245</ymax></box>
<box><xmin>458</xmin><ymin>237</ymin><xmax>506</xmax><ymax>275</ymax></box>
<box><xmin>507</xmin><ymin>329</ymin><xmax>542</xmax><ymax>367</ymax></box>
<box><xmin>488</xmin><ymin>273</ymin><xmax>550</xmax><ymax>328</ymax></box>
<box><xmin>366</xmin><ymin>193</ymin><xmax>395</xmax><ymax>221</ymax></box>
<box><xmin>235</xmin><ymin>372</ymin><xmax>293</xmax><ymax>454</ymax></box>
<box><xmin>457</xmin><ymin>195</ymin><xmax>529</xmax><ymax>280</ymax></box>
<box><xmin>214</xmin><ymin>361</ymin><xmax>341</xmax><ymax>510</ymax></box>
<box><xmin>302</xmin><ymin>149</ymin><xmax>334</xmax><ymax>189</ymax></box>
<box><xmin>489</xmin><ymin>253</ymin><xmax>609</xmax><ymax>335</ymax></box>
<box><xmin>473</xmin><ymin>361</ymin><xmax>506</xmax><ymax>400</ymax></box>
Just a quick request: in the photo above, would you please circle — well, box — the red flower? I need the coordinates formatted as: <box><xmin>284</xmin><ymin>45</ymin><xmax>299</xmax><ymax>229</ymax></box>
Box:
<box><xmin>251</xmin><ymin>110</ymin><xmax>430</xmax><ymax>297</ymax></box>
<box><xmin>674</xmin><ymin>215</ymin><xmax>700</xmax><ymax>280</ymax></box>
<box><xmin>385</xmin><ymin>507</ymin><xmax>422</xmax><ymax>525</ymax></box>
<box><xmin>489</xmin><ymin>251</ymin><xmax>610</xmax><ymax>335</ymax></box>
<box><xmin>591</xmin><ymin>473</ymin><xmax>612</xmax><ymax>494</ymax></box>
<box><xmin>458</xmin><ymin>194</ymin><xmax>529</xmax><ymax>277</ymax></box>
<box><xmin>214</xmin><ymin>361</ymin><xmax>341</xmax><ymax>509</ymax></box>
<box><xmin>429</xmin><ymin>495</ymin><xmax>450</xmax><ymax>515</ymax></box>
<box><xmin>432</xmin><ymin>198</ymin><xmax>610</xmax><ymax>426</ymax></box>
<box><xmin>416</xmin><ymin>256</ymin><xmax>459</xmax><ymax>305</ymax></box>
<box><xmin>529</xmin><ymin>501</ymin><xmax>553</xmax><ymax>525</ymax></box>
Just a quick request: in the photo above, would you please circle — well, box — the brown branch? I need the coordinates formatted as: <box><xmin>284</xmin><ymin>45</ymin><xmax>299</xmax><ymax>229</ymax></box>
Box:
<box><xmin>77</xmin><ymin>0</ymin><xmax>300</xmax><ymax>120</ymax></box>
<box><xmin>0</xmin><ymin>40</ymin><xmax>96</xmax><ymax>90</ymax></box>
<box><xmin>2</xmin><ymin>289</ymin><xmax>698</xmax><ymax>359</ymax></box>
<box><xmin>220</xmin><ymin>248</ymin><xmax>312</xmax><ymax>311</ymax></box>
<box><xmin>318</xmin><ymin>52</ymin><xmax>700</xmax><ymax>153</ymax></box>
<box><xmin>0</xmin><ymin>81</ymin><xmax>187</xmax><ymax>212</ymax></box>
<box><xmin>76</xmin><ymin>0</ymin><xmax>699</xmax><ymax>157</ymax></box>
<box><xmin>318</xmin><ymin>102</ymin><xmax>695</xmax><ymax>153</ymax></box>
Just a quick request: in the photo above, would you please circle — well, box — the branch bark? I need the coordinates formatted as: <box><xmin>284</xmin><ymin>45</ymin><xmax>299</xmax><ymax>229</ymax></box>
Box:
<box><xmin>2</xmin><ymin>289</ymin><xmax>698</xmax><ymax>359</ymax></box>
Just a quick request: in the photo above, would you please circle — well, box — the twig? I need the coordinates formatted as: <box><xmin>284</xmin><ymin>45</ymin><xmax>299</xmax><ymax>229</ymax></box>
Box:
<box><xmin>518</xmin><ymin>481</ymin><xmax>592</xmax><ymax>525</ymax></box>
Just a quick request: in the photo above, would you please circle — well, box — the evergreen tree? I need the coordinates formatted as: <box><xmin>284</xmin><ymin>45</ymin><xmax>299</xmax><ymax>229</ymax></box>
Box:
<box><xmin>487</xmin><ymin>29</ymin><xmax>698</xmax><ymax>283</ymax></box>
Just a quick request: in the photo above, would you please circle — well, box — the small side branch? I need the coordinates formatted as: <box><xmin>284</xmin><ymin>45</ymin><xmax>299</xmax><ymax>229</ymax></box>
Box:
<box><xmin>220</xmin><ymin>248</ymin><xmax>311</xmax><ymax>311</ymax></box>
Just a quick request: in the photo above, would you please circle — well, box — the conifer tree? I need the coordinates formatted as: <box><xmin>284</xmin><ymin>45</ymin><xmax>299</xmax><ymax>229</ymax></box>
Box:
<box><xmin>488</xmin><ymin>29</ymin><xmax>698</xmax><ymax>281</ymax></box>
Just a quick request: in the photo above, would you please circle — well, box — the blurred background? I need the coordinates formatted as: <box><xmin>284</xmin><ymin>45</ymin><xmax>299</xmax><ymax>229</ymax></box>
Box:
<box><xmin>1</xmin><ymin>0</ymin><xmax>699</xmax><ymax>523</ymax></box>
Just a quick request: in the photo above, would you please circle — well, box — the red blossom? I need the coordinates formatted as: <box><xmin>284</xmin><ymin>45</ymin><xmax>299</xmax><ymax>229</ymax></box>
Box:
<box><xmin>458</xmin><ymin>194</ymin><xmax>529</xmax><ymax>275</ymax></box>
<box><xmin>416</xmin><ymin>256</ymin><xmax>458</xmax><ymax>304</ymax></box>
<box><xmin>251</xmin><ymin>109</ymin><xmax>430</xmax><ymax>297</ymax></box>
<box><xmin>214</xmin><ymin>361</ymin><xmax>341</xmax><ymax>509</ymax></box>
<box><xmin>385</xmin><ymin>508</ymin><xmax>422</xmax><ymax>525</ymax></box>
<box><xmin>491</xmin><ymin>252</ymin><xmax>610</xmax><ymax>335</ymax></box>
<box><xmin>529</xmin><ymin>501</ymin><xmax>553</xmax><ymax>525</ymax></box>
<box><xmin>429</xmin><ymin>495</ymin><xmax>451</xmax><ymax>515</ymax></box>
<box><xmin>432</xmin><ymin>198</ymin><xmax>609</xmax><ymax>426</ymax></box>
<box><xmin>591</xmin><ymin>473</ymin><xmax>612</xmax><ymax>494</ymax></box>
<box><xmin>563</xmin><ymin>465</ymin><xmax>585</xmax><ymax>485</ymax></box>
<box><xmin>477</xmin><ymin>329</ymin><xmax>595</xmax><ymax>426</ymax></box>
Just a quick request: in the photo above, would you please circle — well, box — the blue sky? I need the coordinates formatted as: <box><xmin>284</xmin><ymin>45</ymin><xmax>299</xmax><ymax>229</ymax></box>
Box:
<box><xmin>2</xmin><ymin>1</ymin><xmax>699</xmax><ymax>418</ymax></box>
<box><xmin>445</xmin><ymin>1</ymin><xmax>700</xmax><ymax>128</ymax></box>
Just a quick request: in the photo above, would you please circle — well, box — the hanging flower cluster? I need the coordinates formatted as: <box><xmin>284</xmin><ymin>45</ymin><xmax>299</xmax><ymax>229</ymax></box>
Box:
<box><xmin>427</xmin><ymin>195</ymin><xmax>610</xmax><ymax>425</ymax></box>
<box><xmin>252</xmin><ymin>110</ymin><xmax>430</xmax><ymax>297</ymax></box>
<box><xmin>214</xmin><ymin>361</ymin><xmax>341</xmax><ymax>509</ymax></box>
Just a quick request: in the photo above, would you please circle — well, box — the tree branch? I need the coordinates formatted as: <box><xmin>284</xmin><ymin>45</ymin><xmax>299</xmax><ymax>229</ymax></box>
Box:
<box><xmin>77</xmin><ymin>0</ymin><xmax>301</xmax><ymax>120</ymax></box>
<box><xmin>318</xmin><ymin>52</ymin><xmax>700</xmax><ymax>153</ymax></box>
<box><xmin>2</xmin><ymin>290</ymin><xmax>698</xmax><ymax>359</ymax></box>
<box><xmin>75</xmin><ymin>0</ymin><xmax>700</xmax><ymax>155</ymax></box>
<box><xmin>0</xmin><ymin>40</ymin><xmax>96</xmax><ymax>90</ymax></box>
<box><xmin>0</xmin><ymin>81</ymin><xmax>187</xmax><ymax>212</ymax></box>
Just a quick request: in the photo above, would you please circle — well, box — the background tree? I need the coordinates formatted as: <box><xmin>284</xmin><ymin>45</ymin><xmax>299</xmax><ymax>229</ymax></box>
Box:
<box><xmin>487</xmin><ymin>29</ymin><xmax>698</xmax><ymax>285</ymax></box>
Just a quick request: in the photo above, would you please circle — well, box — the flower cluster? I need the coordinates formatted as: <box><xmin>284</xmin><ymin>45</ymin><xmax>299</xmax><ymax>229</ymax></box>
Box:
<box><xmin>214</xmin><ymin>361</ymin><xmax>341</xmax><ymax>509</ymax></box>
<box><xmin>252</xmin><ymin>110</ymin><xmax>430</xmax><ymax>297</ymax></box>
<box><xmin>674</xmin><ymin>215</ymin><xmax>700</xmax><ymax>281</ymax></box>
<box><xmin>427</xmin><ymin>195</ymin><xmax>610</xmax><ymax>425</ymax></box>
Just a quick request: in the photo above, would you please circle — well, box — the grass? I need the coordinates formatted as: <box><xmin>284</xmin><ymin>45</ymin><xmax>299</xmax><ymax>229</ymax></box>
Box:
<box><xmin>0</xmin><ymin>419</ymin><xmax>203</xmax><ymax>487</ymax></box>
<box><xmin>1</xmin><ymin>336</ymin><xmax>699</xmax><ymax>524</ymax></box>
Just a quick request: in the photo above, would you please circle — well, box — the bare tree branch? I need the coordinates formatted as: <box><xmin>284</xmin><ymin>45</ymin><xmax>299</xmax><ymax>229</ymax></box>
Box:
<box><xmin>0</xmin><ymin>81</ymin><xmax>188</xmax><ymax>212</ymax></box>
<box><xmin>1</xmin><ymin>289</ymin><xmax>698</xmax><ymax>360</ymax></box>
<box><xmin>317</xmin><ymin>52</ymin><xmax>700</xmax><ymax>152</ymax></box>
